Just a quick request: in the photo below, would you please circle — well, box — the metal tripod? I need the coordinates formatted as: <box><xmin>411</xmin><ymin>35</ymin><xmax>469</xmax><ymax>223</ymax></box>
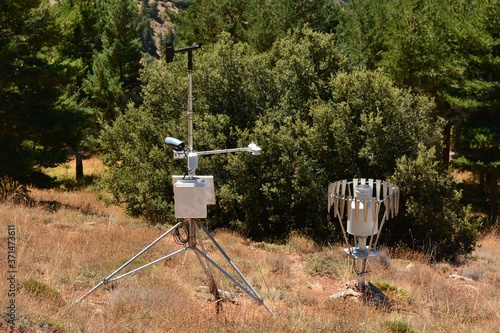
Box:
<box><xmin>75</xmin><ymin>42</ymin><xmax>273</xmax><ymax>316</ymax></box>
<box><xmin>74</xmin><ymin>218</ymin><xmax>274</xmax><ymax>316</ymax></box>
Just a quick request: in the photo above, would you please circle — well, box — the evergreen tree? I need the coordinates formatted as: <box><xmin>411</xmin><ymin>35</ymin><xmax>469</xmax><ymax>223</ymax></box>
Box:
<box><xmin>139</xmin><ymin>0</ymin><xmax>158</xmax><ymax>58</ymax></box>
<box><xmin>337</xmin><ymin>0</ymin><xmax>460</xmax><ymax>168</ymax></box>
<box><xmin>170</xmin><ymin>0</ymin><xmax>249</xmax><ymax>46</ymax></box>
<box><xmin>447</xmin><ymin>0</ymin><xmax>500</xmax><ymax>225</ymax></box>
<box><xmin>56</xmin><ymin>0</ymin><xmax>101</xmax><ymax>64</ymax></box>
<box><xmin>83</xmin><ymin>0</ymin><xmax>144</xmax><ymax>123</ymax></box>
<box><xmin>150</xmin><ymin>1</ymin><xmax>161</xmax><ymax>22</ymax></box>
<box><xmin>0</xmin><ymin>0</ymin><xmax>82</xmax><ymax>183</ymax></box>
<box><xmin>334</xmin><ymin>0</ymin><xmax>388</xmax><ymax>70</ymax></box>
<box><xmin>263</xmin><ymin>0</ymin><xmax>341</xmax><ymax>49</ymax></box>
<box><xmin>53</xmin><ymin>0</ymin><xmax>101</xmax><ymax>180</ymax></box>
<box><xmin>171</xmin><ymin>0</ymin><xmax>339</xmax><ymax>51</ymax></box>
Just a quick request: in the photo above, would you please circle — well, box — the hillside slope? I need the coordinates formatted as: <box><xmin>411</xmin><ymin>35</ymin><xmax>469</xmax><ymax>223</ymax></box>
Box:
<box><xmin>1</xmin><ymin>188</ymin><xmax>499</xmax><ymax>332</ymax></box>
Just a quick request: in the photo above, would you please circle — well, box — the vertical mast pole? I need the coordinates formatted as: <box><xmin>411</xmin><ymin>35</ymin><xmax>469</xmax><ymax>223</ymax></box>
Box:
<box><xmin>187</xmin><ymin>50</ymin><xmax>194</xmax><ymax>153</ymax></box>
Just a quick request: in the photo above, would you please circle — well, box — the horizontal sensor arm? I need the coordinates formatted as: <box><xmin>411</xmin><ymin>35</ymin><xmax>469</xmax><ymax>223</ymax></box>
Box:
<box><xmin>195</xmin><ymin>143</ymin><xmax>261</xmax><ymax>156</ymax></box>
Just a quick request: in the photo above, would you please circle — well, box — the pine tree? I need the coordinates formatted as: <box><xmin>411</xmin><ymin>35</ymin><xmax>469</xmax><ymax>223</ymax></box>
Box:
<box><xmin>84</xmin><ymin>0</ymin><xmax>144</xmax><ymax>123</ymax></box>
<box><xmin>337</xmin><ymin>0</ymin><xmax>460</xmax><ymax>168</ymax></box>
<box><xmin>52</xmin><ymin>0</ymin><xmax>102</xmax><ymax>181</ymax></box>
<box><xmin>171</xmin><ymin>0</ymin><xmax>338</xmax><ymax>51</ymax></box>
<box><xmin>139</xmin><ymin>0</ymin><xmax>158</xmax><ymax>58</ymax></box>
<box><xmin>448</xmin><ymin>0</ymin><xmax>500</xmax><ymax>225</ymax></box>
<box><xmin>0</xmin><ymin>0</ymin><xmax>82</xmax><ymax>183</ymax></box>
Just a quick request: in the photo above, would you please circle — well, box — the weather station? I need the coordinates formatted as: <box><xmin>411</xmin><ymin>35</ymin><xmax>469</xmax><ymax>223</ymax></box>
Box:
<box><xmin>328</xmin><ymin>179</ymin><xmax>400</xmax><ymax>290</ymax></box>
<box><xmin>75</xmin><ymin>42</ymin><xmax>274</xmax><ymax>316</ymax></box>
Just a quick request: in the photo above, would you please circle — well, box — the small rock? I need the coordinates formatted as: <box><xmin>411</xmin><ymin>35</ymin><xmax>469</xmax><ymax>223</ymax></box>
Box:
<box><xmin>194</xmin><ymin>285</ymin><xmax>239</xmax><ymax>304</ymax></box>
<box><xmin>328</xmin><ymin>288</ymin><xmax>361</xmax><ymax>299</ymax></box>
<box><xmin>328</xmin><ymin>291</ymin><xmax>346</xmax><ymax>299</ymax></box>
<box><xmin>345</xmin><ymin>288</ymin><xmax>362</xmax><ymax>297</ymax></box>
<box><xmin>450</xmin><ymin>273</ymin><xmax>473</xmax><ymax>282</ymax></box>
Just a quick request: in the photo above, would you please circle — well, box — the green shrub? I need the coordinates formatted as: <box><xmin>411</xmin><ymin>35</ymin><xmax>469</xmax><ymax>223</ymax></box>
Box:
<box><xmin>21</xmin><ymin>279</ymin><xmax>64</xmax><ymax>305</ymax></box>
<box><xmin>373</xmin><ymin>280</ymin><xmax>412</xmax><ymax>306</ymax></box>
<box><xmin>386</xmin><ymin>145</ymin><xmax>481</xmax><ymax>261</ymax></box>
<box><xmin>305</xmin><ymin>252</ymin><xmax>343</xmax><ymax>279</ymax></box>
<box><xmin>384</xmin><ymin>320</ymin><xmax>418</xmax><ymax>333</ymax></box>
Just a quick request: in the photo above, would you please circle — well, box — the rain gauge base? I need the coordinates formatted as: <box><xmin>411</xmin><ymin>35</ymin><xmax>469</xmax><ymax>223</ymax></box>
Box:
<box><xmin>343</xmin><ymin>247</ymin><xmax>380</xmax><ymax>259</ymax></box>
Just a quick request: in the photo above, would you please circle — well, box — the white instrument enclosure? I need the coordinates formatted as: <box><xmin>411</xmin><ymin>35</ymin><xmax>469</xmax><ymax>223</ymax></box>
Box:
<box><xmin>172</xmin><ymin>176</ymin><xmax>215</xmax><ymax>219</ymax></box>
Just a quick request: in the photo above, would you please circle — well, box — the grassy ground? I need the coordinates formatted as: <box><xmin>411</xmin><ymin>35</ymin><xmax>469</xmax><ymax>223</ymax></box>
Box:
<box><xmin>0</xmin><ymin>160</ymin><xmax>499</xmax><ymax>332</ymax></box>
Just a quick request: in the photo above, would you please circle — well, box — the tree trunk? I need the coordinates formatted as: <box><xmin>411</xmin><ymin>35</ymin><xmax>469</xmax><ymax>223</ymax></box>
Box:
<box><xmin>489</xmin><ymin>169</ymin><xmax>498</xmax><ymax>226</ymax></box>
<box><xmin>76</xmin><ymin>152</ymin><xmax>84</xmax><ymax>181</ymax></box>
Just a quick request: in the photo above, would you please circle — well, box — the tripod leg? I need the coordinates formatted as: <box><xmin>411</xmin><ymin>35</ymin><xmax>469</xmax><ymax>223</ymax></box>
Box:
<box><xmin>74</xmin><ymin>280</ymin><xmax>105</xmax><ymax>304</ymax></box>
<box><xmin>195</xmin><ymin>226</ymin><xmax>217</xmax><ymax>286</ymax></box>
<box><xmin>195</xmin><ymin>221</ymin><xmax>274</xmax><ymax>315</ymax></box>
<box><xmin>192</xmin><ymin>246</ymin><xmax>274</xmax><ymax>316</ymax></box>
<box><xmin>74</xmin><ymin>221</ymin><xmax>183</xmax><ymax>304</ymax></box>
<box><xmin>194</xmin><ymin>227</ymin><xmax>222</xmax><ymax>313</ymax></box>
<box><xmin>107</xmin><ymin>247</ymin><xmax>189</xmax><ymax>283</ymax></box>
<box><xmin>197</xmin><ymin>222</ymin><xmax>266</xmax><ymax>300</ymax></box>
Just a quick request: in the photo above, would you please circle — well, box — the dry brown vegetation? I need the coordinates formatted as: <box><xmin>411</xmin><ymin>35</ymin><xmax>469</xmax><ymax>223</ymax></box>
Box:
<box><xmin>1</xmin><ymin>162</ymin><xmax>499</xmax><ymax>332</ymax></box>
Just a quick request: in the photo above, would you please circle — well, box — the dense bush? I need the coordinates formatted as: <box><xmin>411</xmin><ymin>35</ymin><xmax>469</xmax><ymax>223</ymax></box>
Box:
<box><xmin>387</xmin><ymin>145</ymin><xmax>481</xmax><ymax>261</ymax></box>
<box><xmin>99</xmin><ymin>29</ymin><xmax>481</xmax><ymax>258</ymax></box>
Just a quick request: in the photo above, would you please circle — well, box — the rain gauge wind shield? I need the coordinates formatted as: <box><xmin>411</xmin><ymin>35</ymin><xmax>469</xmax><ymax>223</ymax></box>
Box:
<box><xmin>75</xmin><ymin>43</ymin><xmax>274</xmax><ymax>317</ymax></box>
<box><xmin>328</xmin><ymin>178</ymin><xmax>400</xmax><ymax>289</ymax></box>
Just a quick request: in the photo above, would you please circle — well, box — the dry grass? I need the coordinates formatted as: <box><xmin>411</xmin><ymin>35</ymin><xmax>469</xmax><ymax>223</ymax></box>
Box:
<box><xmin>1</xmin><ymin>189</ymin><xmax>499</xmax><ymax>332</ymax></box>
<box><xmin>41</xmin><ymin>156</ymin><xmax>105</xmax><ymax>192</ymax></box>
